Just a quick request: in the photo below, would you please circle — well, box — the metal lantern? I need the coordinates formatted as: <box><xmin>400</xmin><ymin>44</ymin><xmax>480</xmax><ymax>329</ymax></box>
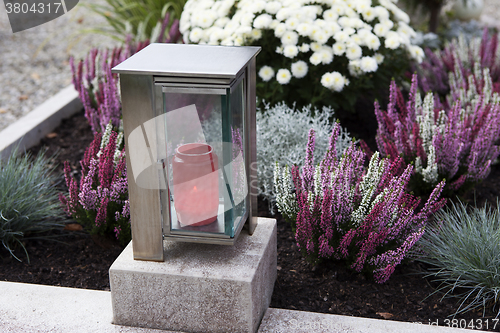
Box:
<box><xmin>112</xmin><ymin>44</ymin><xmax>261</xmax><ymax>261</ymax></box>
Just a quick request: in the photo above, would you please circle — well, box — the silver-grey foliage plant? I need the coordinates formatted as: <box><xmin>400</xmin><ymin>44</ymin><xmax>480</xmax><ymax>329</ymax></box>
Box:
<box><xmin>417</xmin><ymin>199</ymin><xmax>500</xmax><ymax>317</ymax></box>
<box><xmin>257</xmin><ymin>102</ymin><xmax>354</xmax><ymax>212</ymax></box>
<box><xmin>0</xmin><ymin>147</ymin><xmax>64</xmax><ymax>261</ymax></box>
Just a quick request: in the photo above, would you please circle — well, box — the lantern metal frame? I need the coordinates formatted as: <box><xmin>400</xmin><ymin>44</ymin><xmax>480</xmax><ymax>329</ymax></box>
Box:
<box><xmin>112</xmin><ymin>44</ymin><xmax>261</xmax><ymax>261</ymax></box>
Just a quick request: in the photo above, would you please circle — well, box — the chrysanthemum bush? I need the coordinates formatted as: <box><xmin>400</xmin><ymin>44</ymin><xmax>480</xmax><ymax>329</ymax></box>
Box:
<box><xmin>274</xmin><ymin>123</ymin><xmax>446</xmax><ymax>283</ymax></box>
<box><xmin>416</xmin><ymin>199</ymin><xmax>500</xmax><ymax>317</ymax></box>
<box><xmin>257</xmin><ymin>102</ymin><xmax>353</xmax><ymax>211</ymax></box>
<box><xmin>375</xmin><ymin>73</ymin><xmax>500</xmax><ymax>197</ymax></box>
<box><xmin>180</xmin><ymin>0</ymin><xmax>424</xmax><ymax>111</ymax></box>
<box><xmin>418</xmin><ymin>28</ymin><xmax>500</xmax><ymax>99</ymax></box>
<box><xmin>59</xmin><ymin>124</ymin><xmax>131</xmax><ymax>245</ymax></box>
<box><xmin>70</xmin><ymin>12</ymin><xmax>181</xmax><ymax>133</ymax></box>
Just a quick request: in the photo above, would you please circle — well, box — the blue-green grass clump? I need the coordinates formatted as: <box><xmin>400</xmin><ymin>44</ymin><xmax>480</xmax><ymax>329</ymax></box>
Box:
<box><xmin>0</xmin><ymin>147</ymin><xmax>64</xmax><ymax>261</ymax></box>
<box><xmin>417</xmin><ymin>199</ymin><xmax>500</xmax><ymax>317</ymax></box>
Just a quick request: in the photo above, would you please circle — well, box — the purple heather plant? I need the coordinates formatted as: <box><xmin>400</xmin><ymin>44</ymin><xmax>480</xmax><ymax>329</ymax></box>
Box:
<box><xmin>274</xmin><ymin>124</ymin><xmax>446</xmax><ymax>283</ymax></box>
<box><xmin>70</xmin><ymin>14</ymin><xmax>181</xmax><ymax>133</ymax></box>
<box><xmin>418</xmin><ymin>28</ymin><xmax>500</xmax><ymax>101</ymax></box>
<box><xmin>375</xmin><ymin>74</ymin><xmax>500</xmax><ymax>196</ymax></box>
<box><xmin>59</xmin><ymin>124</ymin><xmax>131</xmax><ymax>245</ymax></box>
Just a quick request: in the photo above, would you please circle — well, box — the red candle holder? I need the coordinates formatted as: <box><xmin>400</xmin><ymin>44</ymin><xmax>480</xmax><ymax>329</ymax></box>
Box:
<box><xmin>172</xmin><ymin>143</ymin><xmax>219</xmax><ymax>227</ymax></box>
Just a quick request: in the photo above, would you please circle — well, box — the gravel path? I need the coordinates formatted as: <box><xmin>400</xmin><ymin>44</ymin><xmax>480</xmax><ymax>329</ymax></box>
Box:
<box><xmin>0</xmin><ymin>1</ymin><xmax>119</xmax><ymax>131</ymax></box>
<box><xmin>0</xmin><ymin>0</ymin><xmax>499</xmax><ymax>133</ymax></box>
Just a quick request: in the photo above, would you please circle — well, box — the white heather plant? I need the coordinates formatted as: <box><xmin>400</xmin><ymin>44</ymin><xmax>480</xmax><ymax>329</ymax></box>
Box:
<box><xmin>180</xmin><ymin>0</ymin><xmax>424</xmax><ymax>111</ymax></box>
<box><xmin>256</xmin><ymin>102</ymin><xmax>354</xmax><ymax>212</ymax></box>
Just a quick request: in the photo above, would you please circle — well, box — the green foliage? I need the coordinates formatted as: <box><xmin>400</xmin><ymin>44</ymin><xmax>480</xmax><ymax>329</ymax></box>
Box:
<box><xmin>0</xmin><ymin>147</ymin><xmax>64</xmax><ymax>261</ymax></box>
<box><xmin>83</xmin><ymin>0</ymin><xmax>186</xmax><ymax>42</ymax></box>
<box><xmin>417</xmin><ymin>199</ymin><xmax>500</xmax><ymax>317</ymax></box>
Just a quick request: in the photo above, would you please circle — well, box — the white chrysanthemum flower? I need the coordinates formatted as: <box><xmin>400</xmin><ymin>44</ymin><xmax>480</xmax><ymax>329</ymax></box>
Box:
<box><xmin>357</xmin><ymin>28</ymin><xmax>371</xmax><ymax>39</ymax></box>
<box><xmin>409</xmin><ymin>45</ymin><xmax>425</xmax><ymax>63</ymax></box>
<box><xmin>322</xmin><ymin>71</ymin><xmax>345</xmax><ymax>92</ymax></box>
<box><xmin>214</xmin><ymin>17</ymin><xmax>230</xmax><ymax>28</ymax></box>
<box><xmin>299</xmin><ymin>43</ymin><xmax>310</xmax><ymax>52</ymax></box>
<box><xmin>362</xmin><ymin>7</ymin><xmax>376</xmax><ymax>21</ymax></box>
<box><xmin>365</xmin><ymin>33</ymin><xmax>380</xmax><ymax>50</ymax></box>
<box><xmin>297</xmin><ymin>23</ymin><xmax>312</xmax><ymax>37</ymax></box>
<box><xmin>291</xmin><ymin>60</ymin><xmax>308</xmax><ymax>78</ymax></box>
<box><xmin>314</xmin><ymin>30</ymin><xmax>329</xmax><ymax>44</ymax></box>
<box><xmin>235</xmin><ymin>26</ymin><xmax>252</xmax><ymax>35</ymax></box>
<box><xmin>323</xmin><ymin>9</ymin><xmax>339</xmax><ymax>21</ymax></box>
<box><xmin>346</xmin><ymin>44</ymin><xmax>362</xmax><ymax>60</ymax></box>
<box><xmin>338</xmin><ymin>16</ymin><xmax>351</xmax><ymax>28</ymax></box>
<box><xmin>265</xmin><ymin>1</ymin><xmax>282</xmax><ymax>14</ymax></box>
<box><xmin>374</xmin><ymin>53</ymin><xmax>384</xmax><ymax>64</ymax></box>
<box><xmin>332</xmin><ymin>4</ymin><xmax>345</xmax><ymax>16</ymax></box>
<box><xmin>283</xmin><ymin>45</ymin><xmax>299</xmax><ymax>58</ymax></box>
<box><xmin>281</xmin><ymin>30</ymin><xmax>299</xmax><ymax>45</ymax></box>
<box><xmin>350</xmin><ymin>34</ymin><xmax>363</xmax><ymax>46</ymax></box>
<box><xmin>189</xmin><ymin>27</ymin><xmax>204</xmax><ymax>43</ymax></box>
<box><xmin>385</xmin><ymin>31</ymin><xmax>401</xmax><ymax>49</ymax></box>
<box><xmin>276</xmin><ymin>68</ymin><xmax>292</xmax><ymax>84</ymax></box>
<box><xmin>275</xmin><ymin>45</ymin><xmax>283</xmax><ymax>54</ymax></box>
<box><xmin>321</xmin><ymin>72</ymin><xmax>335</xmax><ymax>88</ymax></box>
<box><xmin>324</xmin><ymin>21</ymin><xmax>341</xmax><ymax>35</ymax></box>
<box><xmin>350</xmin><ymin>18</ymin><xmax>365</xmax><ymax>29</ymax></box>
<box><xmin>393</xmin><ymin>7</ymin><xmax>410</xmax><ymax>24</ymax></box>
<box><xmin>249</xmin><ymin>0</ymin><xmax>266</xmax><ymax>14</ymax></box>
<box><xmin>360</xmin><ymin>56</ymin><xmax>378</xmax><ymax>73</ymax></box>
<box><xmin>334</xmin><ymin>30</ymin><xmax>350</xmax><ymax>43</ymax></box>
<box><xmin>320</xmin><ymin>47</ymin><xmax>334</xmax><ymax>64</ymax></box>
<box><xmin>332</xmin><ymin>42</ymin><xmax>346</xmax><ymax>55</ymax></box>
<box><xmin>276</xmin><ymin>8</ymin><xmax>291</xmax><ymax>21</ymax></box>
<box><xmin>259</xmin><ymin>66</ymin><xmax>275</xmax><ymax>82</ymax></box>
<box><xmin>250</xmin><ymin>29</ymin><xmax>262</xmax><ymax>40</ymax></box>
<box><xmin>233</xmin><ymin>35</ymin><xmax>244</xmax><ymax>46</ymax></box>
<box><xmin>274</xmin><ymin>23</ymin><xmax>287</xmax><ymax>37</ymax></box>
<box><xmin>220</xmin><ymin>37</ymin><xmax>233</xmax><ymax>46</ymax></box>
<box><xmin>254</xmin><ymin>14</ymin><xmax>273</xmax><ymax>29</ymax></box>
<box><xmin>309</xmin><ymin>52</ymin><xmax>323</xmax><ymax>65</ymax></box>
<box><xmin>303</xmin><ymin>5</ymin><xmax>318</xmax><ymax>20</ymax></box>
<box><xmin>285</xmin><ymin>17</ymin><xmax>299</xmax><ymax>30</ymax></box>
<box><xmin>310</xmin><ymin>42</ymin><xmax>322</xmax><ymax>52</ymax></box>
<box><xmin>373</xmin><ymin>23</ymin><xmax>389</xmax><ymax>37</ymax></box>
<box><xmin>198</xmin><ymin>10</ymin><xmax>216</xmax><ymax>28</ymax></box>
<box><xmin>356</xmin><ymin>1</ymin><xmax>370</xmax><ymax>13</ymax></box>
<box><xmin>374</xmin><ymin>6</ymin><xmax>389</xmax><ymax>20</ymax></box>
<box><xmin>344</xmin><ymin>7</ymin><xmax>357</xmax><ymax>18</ymax></box>
<box><xmin>380</xmin><ymin>19</ymin><xmax>394</xmax><ymax>29</ymax></box>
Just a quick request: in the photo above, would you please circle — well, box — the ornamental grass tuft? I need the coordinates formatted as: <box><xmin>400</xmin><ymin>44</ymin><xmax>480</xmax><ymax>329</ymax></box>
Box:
<box><xmin>274</xmin><ymin>123</ymin><xmax>446</xmax><ymax>283</ymax></box>
<box><xmin>0</xmin><ymin>147</ymin><xmax>65</xmax><ymax>261</ymax></box>
<box><xmin>417</xmin><ymin>200</ymin><xmax>500</xmax><ymax>317</ymax></box>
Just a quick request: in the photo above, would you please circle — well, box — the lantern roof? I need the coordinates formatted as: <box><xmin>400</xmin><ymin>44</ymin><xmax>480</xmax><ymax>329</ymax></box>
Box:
<box><xmin>112</xmin><ymin>43</ymin><xmax>261</xmax><ymax>79</ymax></box>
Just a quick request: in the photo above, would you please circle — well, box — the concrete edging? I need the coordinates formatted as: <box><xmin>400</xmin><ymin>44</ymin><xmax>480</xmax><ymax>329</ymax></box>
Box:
<box><xmin>0</xmin><ymin>84</ymin><xmax>82</xmax><ymax>159</ymax></box>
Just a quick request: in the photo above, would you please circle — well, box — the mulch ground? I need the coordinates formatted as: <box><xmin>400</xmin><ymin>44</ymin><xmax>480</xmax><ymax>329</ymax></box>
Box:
<box><xmin>1</xmin><ymin>110</ymin><xmax>500</xmax><ymax>331</ymax></box>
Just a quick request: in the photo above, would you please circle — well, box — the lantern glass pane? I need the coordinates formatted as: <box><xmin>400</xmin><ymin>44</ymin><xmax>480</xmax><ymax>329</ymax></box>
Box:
<box><xmin>160</xmin><ymin>83</ymin><xmax>247</xmax><ymax>237</ymax></box>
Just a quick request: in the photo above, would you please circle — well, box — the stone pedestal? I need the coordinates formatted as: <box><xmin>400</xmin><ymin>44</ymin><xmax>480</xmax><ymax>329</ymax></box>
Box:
<box><xmin>109</xmin><ymin>217</ymin><xmax>277</xmax><ymax>333</ymax></box>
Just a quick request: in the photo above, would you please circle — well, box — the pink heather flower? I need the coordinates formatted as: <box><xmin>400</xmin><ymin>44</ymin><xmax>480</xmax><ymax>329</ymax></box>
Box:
<box><xmin>376</xmin><ymin>74</ymin><xmax>500</xmax><ymax>194</ymax></box>
<box><xmin>275</xmin><ymin>127</ymin><xmax>446</xmax><ymax>282</ymax></box>
<box><xmin>95</xmin><ymin>197</ymin><xmax>109</xmax><ymax>227</ymax></box>
<box><xmin>114</xmin><ymin>226</ymin><xmax>122</xmax><ymax>240</ymax></box>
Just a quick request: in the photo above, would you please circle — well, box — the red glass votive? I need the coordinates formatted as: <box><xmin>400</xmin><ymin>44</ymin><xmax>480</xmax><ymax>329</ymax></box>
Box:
<box><xmin>172</xmin><ymin>143</ymin><xmax>219</xmax><ymax>226</ymax></box>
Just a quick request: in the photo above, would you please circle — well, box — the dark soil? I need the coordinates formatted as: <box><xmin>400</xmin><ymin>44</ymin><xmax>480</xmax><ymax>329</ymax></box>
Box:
<box><xmin>2</xmin><ymin>110</ymin><xmax>500</xmax><ymax>330</ymax></box>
